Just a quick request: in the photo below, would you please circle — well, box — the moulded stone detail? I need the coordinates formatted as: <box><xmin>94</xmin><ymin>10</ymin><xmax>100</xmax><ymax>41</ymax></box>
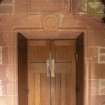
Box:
<box><xmin>43</xmin><ymin>15</ymin><xmax>59</xmax><ymax>31</ymax></box>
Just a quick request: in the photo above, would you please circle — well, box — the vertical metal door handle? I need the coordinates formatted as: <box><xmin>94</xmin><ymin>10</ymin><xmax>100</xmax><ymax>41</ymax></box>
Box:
<box><xmin>51</xmin><ymin>59</ymin><xmax>55</xmax><ymax>77</ymax></box>
<box><xmin>46</xmin><ymin>59</ymin><xmax>50</xmax><ymax>77</ymax></box>
<box><xmin>46</xmin><ymin>59</ymin><xmax>55</xmax><ymax>77</ymax></box>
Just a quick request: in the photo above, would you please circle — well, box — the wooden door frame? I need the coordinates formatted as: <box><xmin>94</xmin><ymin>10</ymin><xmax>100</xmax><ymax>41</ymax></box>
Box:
<box><xmin>16</xmin><ymin>29</ymin><xmax>89</xmax><ymax>105</ymax></box>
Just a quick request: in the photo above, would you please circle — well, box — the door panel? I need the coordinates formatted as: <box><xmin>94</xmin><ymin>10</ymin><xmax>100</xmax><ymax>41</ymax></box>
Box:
<box><xmin>49</xmin><ymin>73</ymin><xmax>76</xmax><ymax>105</ymax></box>
<box><xmin>52</xmin><ymin>40</ymin><xmax>75</xmax><ymax>63</ymax></box>
<box><xmin>53</xmin><ymin>40</ymin><xmax>76</xmax><ymax>105</ymax></box>
<box><xmin>29</xmin><ymin>72</ymin><xmax>50</xmax><ymax>105</ymax></box>
<box><xmin>28</xmin><ymin>40</ymin><xmax>76</xmax><ymax>105</ymax></box>
<box><xmin>28</xmin><ymin>40</ymin><xmax>49</xmax><ymax>63</ymax></box>
<box><xmin>28</xmin><ymin>40</ymin><xmax>50</xmax><ymax>105</ymax></box>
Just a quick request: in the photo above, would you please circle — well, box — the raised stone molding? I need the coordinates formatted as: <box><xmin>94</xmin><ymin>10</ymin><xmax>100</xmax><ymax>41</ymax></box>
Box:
<box><xmin>43</xmin><ymin>14</ymin><xmax>59</xmax><ymax>31</ymax></box>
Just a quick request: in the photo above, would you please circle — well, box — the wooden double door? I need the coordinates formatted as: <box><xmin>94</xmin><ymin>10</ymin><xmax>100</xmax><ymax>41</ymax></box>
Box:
<box><xmin>28</xmin><ymin>40</ymin><xmax>76</xmax><ymax>105</ymax></box>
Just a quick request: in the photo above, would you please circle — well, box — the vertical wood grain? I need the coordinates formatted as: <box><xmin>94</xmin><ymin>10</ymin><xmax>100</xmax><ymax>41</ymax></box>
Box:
<box><xmin>28</xmin><ymin>71</ymin><xmax>35</xmax><ymax>105</ymax></box>
<box><xmin>51</xmin><ymin>77</ymin><xmax>56</xmax><ymax>105</ymax></box>
<box><xmin>40</xmin><ymin>74</ymin><xmax>50</xmax><ymax>105</ymax></box>
<box><xmin>55</xmin><ymin>74</ymin><xmax>61</xmax><ymax>105</ymax></box>
<box><xmin>34</xmin><ymin>73</ymin><xmax>40</xmax><ymax>105</ymax></box>
<box><xmin>61</xmin><ymin>74</ymin><xmax>66</xmax><ymax>105</ymax></box>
